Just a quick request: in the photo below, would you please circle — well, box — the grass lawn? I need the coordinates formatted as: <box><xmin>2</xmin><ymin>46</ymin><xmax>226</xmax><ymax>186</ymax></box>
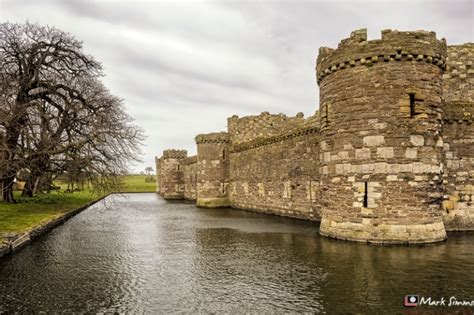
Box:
<box><xmin>0</xmin><ymin>175</ymin><xmax>156</xmax><ymax>237</ymax></box>
<box><xmin>120</xmin><ymin>175</ymin><xmax>156</xmax><ymax>193</ymax></box>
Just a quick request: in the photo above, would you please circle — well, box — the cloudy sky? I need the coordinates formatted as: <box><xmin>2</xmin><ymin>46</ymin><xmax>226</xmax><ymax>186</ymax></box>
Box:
<box><xmin>1</xmin><ymin>0</ymin><xmax>472</xmax><ymax>172</ymax></box>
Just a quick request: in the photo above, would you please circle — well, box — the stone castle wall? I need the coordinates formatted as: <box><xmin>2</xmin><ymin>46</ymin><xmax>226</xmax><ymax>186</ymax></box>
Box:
<box><xmin>181</xmin><ymin>156</ymin><xmax>198</xmax><ymax>200</ymax></box>
<box><xmin>155</xmin><ymin>29</ymin><xmax>473</xmax><ymax>244</ymax></box>
<box><xmin>228</xmin><ymin>112</ymin><xmax>307</xmax><ymax>145</ymax></box>
<box><xmin>229</xmin><ymin>124</ymin><xmax>320</xmax><ymax>220</ymax></box>
<box><xmin>442</xmin><ymin>44</ymin><xmax>474</xmax><ymax>230</ymax></box>
<box><xmin>195</xmin><ymin>132</ymin><xmax>230</xmax><ymax>207</ymax></box>
<box><xmin>157</xmin><ymin>149</ymin><xmax>187</xmax><ymax>199</ymax></box>
<box><xmin>316</xmin><ymin>29</ymin><xmax>447</xmax><ymax>243</ymax></box>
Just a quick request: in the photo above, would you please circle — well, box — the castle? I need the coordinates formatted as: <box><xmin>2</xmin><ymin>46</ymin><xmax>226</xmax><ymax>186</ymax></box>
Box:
<box><xmin>155</xmin><ymin>29</ymin><xmax>473</xmax><ymax>244</ymax></box>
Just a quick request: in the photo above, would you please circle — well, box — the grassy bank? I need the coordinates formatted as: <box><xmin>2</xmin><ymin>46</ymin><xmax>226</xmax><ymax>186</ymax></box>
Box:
<box><xmin>0</xmin><ymin>175</ymin><xmax>156</xmax><ymax>237</ymax></box>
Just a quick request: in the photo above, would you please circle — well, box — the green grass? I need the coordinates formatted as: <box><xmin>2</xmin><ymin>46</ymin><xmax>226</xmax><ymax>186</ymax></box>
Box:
<box><xmin>0</xmin><ymin>175</ymin><xmax>156</xmax><ymax>236</ymax></box>
<box><xmin>120</xmin><ymin>175</ymin><xmax>156</xmax><ymax>192</ymax></box>
<box><xmin>0</xmin><ymin>190</ymin><xmax>99</xmax><ymax>235</ymax></box>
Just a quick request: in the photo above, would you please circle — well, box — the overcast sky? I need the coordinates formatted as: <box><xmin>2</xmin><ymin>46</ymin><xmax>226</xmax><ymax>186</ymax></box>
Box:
<box><xmin>1</xmin><ymin>0</ymin><xmax>472</xmax><ymax>172</ymax></box>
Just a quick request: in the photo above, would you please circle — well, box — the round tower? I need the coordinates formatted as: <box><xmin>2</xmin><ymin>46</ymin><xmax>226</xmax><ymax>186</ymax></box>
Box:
<box><xmin>316</xmin><ymin>29</ymin><xmax>447</xmax><ymax>244</ymax></box>
<box><xmin>195</xmin><ymin>132</ymin><xmax>230</xmax><ymax>208</ymax></box>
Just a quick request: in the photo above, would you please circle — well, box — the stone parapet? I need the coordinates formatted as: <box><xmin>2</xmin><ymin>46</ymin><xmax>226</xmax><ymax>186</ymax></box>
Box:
<box><xmin>163</xmin><ymin>149</ymin><xmax>188</xmax><ymax>159</ymax></box>
<box><xmin>317</xmin><ymin>29</ymin><xmax>447</xmax><ymax>84</ymax></box>
<box><xmin>195</xmin><ymin>132</ymin><xmax>230</xmax><ymax>144</ymax></box>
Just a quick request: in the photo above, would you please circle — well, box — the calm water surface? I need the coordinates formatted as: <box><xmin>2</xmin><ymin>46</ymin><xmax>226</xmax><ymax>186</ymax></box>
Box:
<box><xmin>0</xmin><ymin>193</ymin><xmax>473</xmax><ymax>313</ymax></box>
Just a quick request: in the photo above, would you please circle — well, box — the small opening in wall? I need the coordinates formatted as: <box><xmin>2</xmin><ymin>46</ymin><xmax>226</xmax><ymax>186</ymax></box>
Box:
<box><xmin>177</xmin><ymin>164</ymin><xmax>180</xmax><ymax>171</ymax></box>
<box><xmin>222</xmin><ymin>149</ymin><xmax>226</xmax><ymax>160</ymax></box>
<box><xmin>325</xmin><ymin>104</ymin><xmax>330</xmax><ymax>124</ymax></box>
<box><xmin>363</xmin><ymin>182</ymin><xmax>368</xmax><ymax>208</ymax></box>
<box><xmin>409</xmin><ymin>93</ymin><xmax>416</xmax><ymax>117</ymax></box>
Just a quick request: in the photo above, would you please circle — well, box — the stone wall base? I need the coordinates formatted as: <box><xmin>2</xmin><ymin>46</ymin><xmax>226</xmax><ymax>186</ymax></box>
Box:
<box><xmin>443</xmin><ymin>208</ymin><xmax>474</xmax><ymax>231</ymax></box>
<box><xmin>161</xmin><ymin>193</ymin><xmax>184</xmax><ymax>200</ymax></box>
<box><xmin>231</xmin><ymin>202</ymin><xmax>319</xmax><ymax>221</ymax></box>
<box><xmin>319</xmin><ymin>218</ymin><xmax>447</xmax><ymax>244</ymax></box>
<box><xmin>196</xmin><ymin>197</ymin><xmax>230</xmax><ymax>208</ymax></box>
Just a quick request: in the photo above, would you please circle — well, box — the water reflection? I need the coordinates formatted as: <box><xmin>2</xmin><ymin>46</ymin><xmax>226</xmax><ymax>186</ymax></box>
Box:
<box><xmin>0</xmin><ymin>193</ymin><xmax>472</xmax><ymax>313</ymax></box>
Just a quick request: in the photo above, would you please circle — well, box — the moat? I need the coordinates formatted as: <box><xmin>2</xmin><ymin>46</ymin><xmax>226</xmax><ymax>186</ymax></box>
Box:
<box><xmin>0</xmin><ymin>193</ymin><xmax>472</xmax><ymax>313</ymax></box>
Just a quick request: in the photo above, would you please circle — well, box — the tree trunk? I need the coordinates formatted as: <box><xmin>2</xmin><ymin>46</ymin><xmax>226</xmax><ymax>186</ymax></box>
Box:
<box><xmin>2</xmin><ymin>176</ymin><xmax>16</xmax><ymax>203</ymax></box>
<box><xmin>21</xmin><ymin>175</ymin><xmax>37</xmax><ymax>197</ymax></box>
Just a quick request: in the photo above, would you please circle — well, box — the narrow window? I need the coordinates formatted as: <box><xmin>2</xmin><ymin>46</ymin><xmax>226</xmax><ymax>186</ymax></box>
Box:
<box><xmin>363</xmin><ymin>182</ymin><xmax>368</xmax><ymax>208</ymax></box>
<box><xmin>325</xmin><ymin>104</ymin><xmax>330</xmax><ymax>124</ymax></box>
<box><xmin>409</xmin><ymin>93</ymin><xmax>416</xmax><ymax>117</ymax></box>
<box><xmin>222</xmin><ymin>149</ymin><xmax>226</xmax><ymax>159</ymax></box>
<box><xmin>177</xmin><ymin>164</ymin><xmax>180</xmax><ymax>171</ymax></box>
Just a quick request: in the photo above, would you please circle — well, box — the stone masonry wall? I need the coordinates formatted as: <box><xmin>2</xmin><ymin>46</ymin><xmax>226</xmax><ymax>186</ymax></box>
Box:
<box><xmin>155</xmin><ymin>29</ymin><xmax>473</xmax><ymax>244</ymax></box>
<box><xmin>228</xmin><ymin>112</ymin><xmax>308</xmax><ymax>145</ymax></box>
<box><xmin>316</xmin><ymin>29</ymin><xmax>447</xmax><ymax>244</ymax></box>
<box><xmin>229</xmin><ymin>124</ymin><xmax>321</xmax><ymax>220</ymax></box>
<box><xmin>159</xmin><ymin>149</ymin><xmax>187</xmax><ymax>199</ymax></box>
<box><xmin>181</xmin><ymin>156</ymin><xmax>198</xmax><ymax>201</ymax></box>
<box><xmin>442</xmin><ymin>44</ymin><xmax>474</xmax><ymax>230</ymax></box>
<box><xmin>195</xmin><ymin>132</ymin><xmax>230</xmax><ymax>207</ymax></box>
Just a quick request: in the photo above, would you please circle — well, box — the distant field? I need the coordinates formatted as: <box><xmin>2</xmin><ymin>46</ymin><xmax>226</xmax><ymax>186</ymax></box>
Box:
<box><xmin>120</xmin><ymin>175</ymin><xmax>156</xmax><ymax>192</ymax></box>
<box><xmin>0</xmin><ymin>175</ymin><xmax>156</xmax><ymax>237</ymax></box>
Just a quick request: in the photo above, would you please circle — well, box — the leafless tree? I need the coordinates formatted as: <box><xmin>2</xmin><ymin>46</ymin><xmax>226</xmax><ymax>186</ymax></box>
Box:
<box><xmin>1</xmin><ymin>22</ymin><xmax>143</xmax><ymax>202</ymax></box>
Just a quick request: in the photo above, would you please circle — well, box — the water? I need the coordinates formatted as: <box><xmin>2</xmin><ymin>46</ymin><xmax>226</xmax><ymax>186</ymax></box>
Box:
<box><xmin>0</xmin><ymin>193</ymin><xmax>472</xmax><ymax>313</ymax></box>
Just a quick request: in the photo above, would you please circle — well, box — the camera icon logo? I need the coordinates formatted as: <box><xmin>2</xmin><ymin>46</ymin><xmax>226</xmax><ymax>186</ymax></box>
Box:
<box><xmin>404</xmin><ymin>295</ymin><xmax>419</xmax><ymax>307</ymax></box>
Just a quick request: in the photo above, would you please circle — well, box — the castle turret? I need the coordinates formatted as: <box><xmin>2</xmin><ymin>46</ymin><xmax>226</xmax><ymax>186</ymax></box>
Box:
<box><xmin>195</xmin><ymin>132</ymin><xmax>230</xmax><ymax>207</ymax></box>
<box><xmin>316</xmin><ymin>29</ymin><xmax>447</xmax><ymax>243</ymax></box>
<box><xmin>159</xmin><ymin>149</ymin><xmax>187</xmax><ymax>199</ymax></box>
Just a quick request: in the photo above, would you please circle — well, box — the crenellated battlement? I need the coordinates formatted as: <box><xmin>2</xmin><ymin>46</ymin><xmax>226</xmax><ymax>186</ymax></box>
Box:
<box><xmin>162</xmin><ymin>149</ymin><xmax>188</xmax><ymax>159</ymax></box>
<box><xmin>231</xmin><ymin>125</ymin><xmax>319</xmax><ymax>153</ymax></box>
<box><xmin>316</xmin><ymin>29</ymin><xmax>447</xmax><ymax>84</ymax></box>
<box><xmin>227</xmin><ymin>111</ymin><xmax>309</xmax><ymax>145</ymax></box>
<box><xmin>156</xmin><ymin>29</ymin><xmax>473</xmax><ymax>243</ymax></box>
<box><xmin>195</xmin><ymin>132</ymin><xmax>230</xmax><ymax>144</ymax></box>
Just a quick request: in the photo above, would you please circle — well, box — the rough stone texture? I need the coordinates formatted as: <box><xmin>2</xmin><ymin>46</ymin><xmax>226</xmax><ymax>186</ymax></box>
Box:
<box><xmin>229</xmin><ymin>125</ymin><xmax>320</xmax><ymax>220</ymax></box>
<box><xmin>228</xmin><ymin>111</ymin><xmax>313</xmax><ymax>145</ymax></box>
<box><xmin>442</xmin><ymin>44</ymin><xmax>474</xmax><ymax>230</ymax></box>
<box><xmin>181</xmin><ymin>156</ymin><xmax>198</xmax><ymax>201</ymax></box>
<box><xmin>158</xmin><ymin>149</ymin><xmax>187</xmax><ymax>199</ymax></box>
<box><xmin>155</xmin><ymin>29</ymin><xmax>473</xmax><ymax>244</ymax></box>
<box><xmin>195</xmin><ymin>132</ymin><xmax>230</xmax><ymax>207</ymax></box>
<box><xmin>317</xmin><ymin>29</ymin><xmax>447</xmax><ymax>244</ymax></box>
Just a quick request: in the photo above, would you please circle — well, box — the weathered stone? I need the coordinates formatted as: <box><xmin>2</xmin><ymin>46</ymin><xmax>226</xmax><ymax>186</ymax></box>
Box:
<box><xmin>363</xmin><ymin>135</ymin><xmax>385</xmax><ymax>147</ymax></box>
<box><xmin>155</xmin><ymin>30</ymin><xmax>473</xmax><ymax>244</ymax></box>
<box><xmin>410</xmin><ymin>135</ymin><xmax>425</xmax><ymax>146</ymax></box>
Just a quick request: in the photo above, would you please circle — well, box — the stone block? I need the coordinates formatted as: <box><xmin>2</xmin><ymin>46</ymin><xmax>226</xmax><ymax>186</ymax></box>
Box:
<box><xmin>377</xmin><ymin>147</ymin><xmax>394</xmax><ymax>158</ymax></box>
<box><xmin>355</xmin><ymin>148</ymin><xmax>371</xmax><ymax>159</ymax></box>
<box><xmin>363</xmin><ymin>135</ymin><xmax>385</xmax><ymax>147</ymax></box>
<box><xmin>387</xmin><ymin>175</ymin><xmax>398</xmax><ymax>181</ymax></box>
<box><xmin>410</xmin><ymin>135</ymin><xmax>425</xmax><ymax>146</ymax></box>
<box><xmin>405</xmin><ymin>148</ymin><xmax>418</xmax><ymax>159</ymax></box>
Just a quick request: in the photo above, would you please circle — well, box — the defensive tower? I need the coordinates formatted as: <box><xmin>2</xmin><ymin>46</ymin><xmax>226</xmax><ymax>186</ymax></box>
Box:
<box><xmin>316</xmin><ymin>29</ymin><xmax>448</xmax><ymax>243</ymax></box>
<box><xmin>160</xmin><ymin>149</ymin><xmax>187</xmax><ymax>199</ymax></box>
<box><xmin>195</xmin><ymin>132</ymin><xmax>230</xmax><ymax>207</ymax></box>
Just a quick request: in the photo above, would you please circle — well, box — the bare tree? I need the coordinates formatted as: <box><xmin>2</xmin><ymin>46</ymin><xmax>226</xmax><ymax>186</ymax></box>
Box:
<box><xmin>0</xmin><ymin>22</ymin><xmax>143</xmax><ymax>202</ymax></box>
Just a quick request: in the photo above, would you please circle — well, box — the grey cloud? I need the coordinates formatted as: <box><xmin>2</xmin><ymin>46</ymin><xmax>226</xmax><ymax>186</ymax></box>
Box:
<box><xmin>3</xmin><ymin>0</ymin><xmax>471</xmax><ymax>172</ymax></box>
